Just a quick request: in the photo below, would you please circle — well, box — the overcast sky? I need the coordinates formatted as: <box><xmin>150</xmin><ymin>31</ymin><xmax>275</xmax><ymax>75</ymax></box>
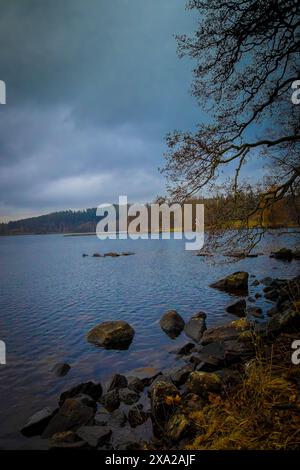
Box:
<box><xmin>0</xmin><ymin>0</ymin><xmax>207</xmax><ymax>221</ymax></box>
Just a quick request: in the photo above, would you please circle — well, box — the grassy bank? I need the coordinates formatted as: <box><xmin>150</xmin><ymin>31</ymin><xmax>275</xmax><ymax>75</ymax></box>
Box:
<box><xmin>186</xmin><ymin>332</ymin><xmax>300</xmax><ymax>450</ymax></box>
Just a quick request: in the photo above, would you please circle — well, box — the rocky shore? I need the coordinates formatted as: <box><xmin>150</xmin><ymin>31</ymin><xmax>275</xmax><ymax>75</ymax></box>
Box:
<box><xmin>20</xmin><ymin>270</ymin><xmax>300</xmax><ymax>450</ymax></box>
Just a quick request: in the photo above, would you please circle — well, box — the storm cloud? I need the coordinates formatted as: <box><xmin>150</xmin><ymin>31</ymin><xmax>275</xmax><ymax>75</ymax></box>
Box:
<box><xmin>0</xmin><ymin>0</ymin><xmax>200</xmax><ymax>220</ymax></box>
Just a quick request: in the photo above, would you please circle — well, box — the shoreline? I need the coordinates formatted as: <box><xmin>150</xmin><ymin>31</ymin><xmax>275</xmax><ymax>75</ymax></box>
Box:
<box><xmin>18</xmin><ymin>271</ymin><xmax>300</xmax><ymax>450</ymax></box>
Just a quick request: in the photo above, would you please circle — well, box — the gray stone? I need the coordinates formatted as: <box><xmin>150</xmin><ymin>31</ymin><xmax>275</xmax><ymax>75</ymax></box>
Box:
<box><xmin>21</xmin><ymin>407</ymin><xmax>57</xmax><ymax>437</ymax></box>
<box><xmin>107</xmin><ymin>374</ymin><xmax>128</xmax><ymax>392</ymax></box>
<box><xmin>184</xmin><ymin>312</ymin><xmax>207</xmax><ymax>342</ymax></box>
<box><xmin>42</xmin><ymin>399</ymin><xmax>95</xmax><ymax>438</ymax></box>
<box><xmin>76</xmin><ymin>425</ymin><xmax>112</xmax><ymax>447</ymax></box>
<box><xmin>210</xmin><ymin>271</ymin><xmax>249</xmax><ymax>295</ymax></box>
<box><xmin>87</xmin><ymin>320</ymin><xmax>135</xmax><ymax>350</ymax></box>
<box><xmin>59</xmin><ymin>381</ymin><xmax>102</xmax><ymax>406</ymax></box>
<box><xmin>101</xmin><ymin>389</ymin><xmax>120</xmax><ymax>411</ymax></box>
<box><xmin>160</xmin><ymin>310</ymin><xmax>185</xmax><ymax>338</ymax></box>
<box><xmin>52</xmin><ymin>363</ymin><xmax>71</xmax><ymax>377</ymax></box>
<box><xmin>226</xmin><ymin>299</ymin><xmax>246</xmax><ymax>317</ymax></box>
<box><xmin>119</xmin><ymin>388</ymin><xmax>140</xmax><ymax>405</ymax></box>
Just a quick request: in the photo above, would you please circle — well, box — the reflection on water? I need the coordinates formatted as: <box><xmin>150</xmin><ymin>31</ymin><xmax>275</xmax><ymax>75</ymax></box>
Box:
<box><xmin>0</xmin><ymin>231</ymin><xmax>299</xmax><ymax>447</ymax></box>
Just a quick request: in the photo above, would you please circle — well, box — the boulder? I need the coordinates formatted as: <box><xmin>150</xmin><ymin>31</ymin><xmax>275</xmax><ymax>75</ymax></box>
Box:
<box><xmin>226</xmin><ymin>299</ymin><xmax>246</xmax><ymax>317</ymax></box>
<box><xmin>76</xmin><ymin>426</ymin><xmax>112</xmax><ymax>448</ymax></box>
<box><xmin>173</xmin><ymin>342</ymin><xmax>195</xmax><ymax>356</ymax></box>
<box><xmin>107</xmin><ymin>374</ymin><xmax>127</xmax><ymax>392</ymax></box>
<box><xmin>270</xmin><ymin>248</ymin><xmax>294</xmax><ymax>261</ymax></box>
<box><xmin>182</xmin><ymin>393</ymin><xmax>205</xmax><ymax>412</ymax></box>
<box><xmin>195</xmin><ymin>341</ymin><xmax>225</xmax><ymax>371</ymax></box>
<box><xmin>267</xmin><ymin>303</ymin><xmax>300</xmax><ymax>335</ymax></box>
<box><xmin>165</xmin><ymin>413</ymin><xmax>190</xmax><ymax>442</ymax></box>
<box><xmin>210</xmin><ymin>271</ymin><xmax>249</xmax><ymax>295</ymax></box>
<box><xmin>119</xmin><ymin>388</ymin><xmax>140</xmax><ymax>405</ymax></box>
<box><xmin>168</xmin><ymin>364</ymin><xmax>194</xmax><ymax>387</ymax></box>
<box><xmin>52</xmin><ymin>363</ymin><xmax>71</xmax><ymax>378</ymax></box>
<box><xmin>150</xmin><ymin>380</ymin><xmax>180</xmax><ymax>423</ymax></box>
<box><xmin>59</xmin><ymin>381</ymin><xmax>102</xmax><ymax>406</ymax></box>
<box><xmin>186</xmin><ymin>371</ymin><xmax>223</xmax><ymax>398</ymax></box>
<box><xmin>201</xmin><ymin>318</ymin><xmax>250</xmax><ymax>345</ymax></box>
<box><xmin>260</xmin><ymin>277</ymin><xmax>273</xmax><ymax>286</ymax></box>
<box><xmin>159</xmin><ymin>310</ymin><xmax>185</xmax><ymax>338</ymax></box>
<box><xmin>101</xmin><ymin>389</ymin><xmax>120</xmax><ymax>412</ymax></box>
<box><xmin>21</xmin><ymin>407</ymin><xmax>57</xmax><ymax>437</ymax></box>
<box><xmin>184</xmin><ymin>312</ymin><xmax>207</xmax><ymax>342</ymax></box>
<box><xmin>127</xmin><ymin>376</ymin><xmax>145</xmax><ymax>393</ymax></box>
<box><xmin>251</xmin><ymin>279</ymin><xmax>260</xmax><ymax>287</ymax></box>
<box><xmin>121</xmin><ymin>252</ymin><xmax>135</xmax><ymax>256</ymax></box>
<box><xmin>87</xmin><ymin>320</ymin><xmax>135</xmax><ymax>350</ymax></box>
<box><xmin>223</xmin><ymin>339</ymin><xmax>255</xmax><ymax>364</ymax></box>
<box><xmin>71</xmin><ymin>394</ymin><xmax>98</xmax><ymax>411</ymax></box>
<box><xmin>42</xmin><ymin>398</ymin><xmax>95</xmax><ymax>438</ymax></box>
<box><xmin>92</xmin><ymin>253</ymin><xmax>102</xmax><ymax>257</ymax></box>
<box><xmin>128</xmin><ymin>404</ymin><xmax>148</xmax><ymax>428</ymax></box>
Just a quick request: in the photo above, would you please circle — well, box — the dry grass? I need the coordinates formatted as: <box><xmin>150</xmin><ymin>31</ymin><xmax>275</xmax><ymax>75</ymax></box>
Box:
<box><xmin>185</xmin><ymin>334</ymin><xmax>300</xmax><ymax>450</ymax></box>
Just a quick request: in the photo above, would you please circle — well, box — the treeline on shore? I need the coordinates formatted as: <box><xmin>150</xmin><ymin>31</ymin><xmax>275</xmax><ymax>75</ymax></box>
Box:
<box><xmin>0</xmin><ymin>193</ymin><xmax>299</xmax><ymax>236</ymax></box>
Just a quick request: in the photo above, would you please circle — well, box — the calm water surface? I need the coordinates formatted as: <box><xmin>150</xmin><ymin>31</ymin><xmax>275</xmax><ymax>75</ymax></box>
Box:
<box><xmin>0</xmin><ymin>232</ymin><xmax>299</xmax><ymax>448</ymax></box>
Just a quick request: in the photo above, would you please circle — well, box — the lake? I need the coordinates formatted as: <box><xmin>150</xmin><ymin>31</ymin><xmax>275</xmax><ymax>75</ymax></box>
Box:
<box><xmin>0</xmin><ymin>231</ymin><xmax>299</xmax><ymax>448</ymax></box>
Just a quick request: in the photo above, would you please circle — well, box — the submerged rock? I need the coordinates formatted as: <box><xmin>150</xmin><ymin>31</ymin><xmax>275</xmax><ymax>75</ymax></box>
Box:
<box><xmin>210</xmin><ymin>271</ymin><xmax>249</xmax><ymax>295</ymax></box>
<box><xmin>226</xmin><ymin>299</ymin><xmax>246</xmax><ymax>317</ymax></box>
<box><xmin>87</xmin><ymin>320</ymin><xmax>135</xmax><ymax>350</ymax></box>
<box><xmin>52</xmin><ymin>363</ymin><xmax>71</xmax><ymax>378</ymax></box>
<box><xmin>184</xmin><ymin>312</ymin><xmax>207</xmax><ymax>342</ymax></box>
<box><xmin>270</xmin><ymin>248</ymin><xmax>294</xmax><ymax>261</ymax></box>
<box><xmin>159</xmin><ymin>310</ymin><xmax>185</xmax><ymax>338</ymax></box>
<box><xmin>260</xmin><ymin>277</ymin><xmax>273</xmax><ymax>286</ymax></box>
<box><xmin>104</xmin><ymin>252</ymin><xmax>120</xmax><ymax>257</ymax></box>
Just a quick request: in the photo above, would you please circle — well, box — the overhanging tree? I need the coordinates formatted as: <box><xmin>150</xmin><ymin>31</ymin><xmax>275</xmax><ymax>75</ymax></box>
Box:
<box><xmin>163</xmin><ymin>0</ymin><xmax>300</xmax><ymax>253</ymax></box>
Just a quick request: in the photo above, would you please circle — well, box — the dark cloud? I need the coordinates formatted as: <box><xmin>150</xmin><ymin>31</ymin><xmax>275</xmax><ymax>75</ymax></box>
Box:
<box><xmin>0</xmin><ymin>0</ymin><xmax>203</xmax><ymax>219</ymax></box>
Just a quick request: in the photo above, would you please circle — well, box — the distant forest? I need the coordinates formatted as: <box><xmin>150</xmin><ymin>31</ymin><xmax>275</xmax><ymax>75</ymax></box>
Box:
<box><xmin>0</xmin><ymin>194</ymin><xmax>299</xmax><ymax>236</ymax></box>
